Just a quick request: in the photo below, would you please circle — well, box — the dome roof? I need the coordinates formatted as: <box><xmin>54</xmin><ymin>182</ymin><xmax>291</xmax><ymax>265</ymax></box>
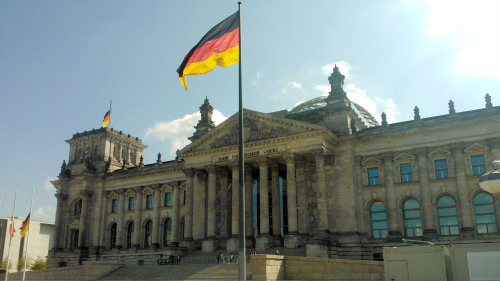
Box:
<box><xmin>289</xmin><ymin>96</ymin><xmax>379</xmax><ymax>127</ymax></box>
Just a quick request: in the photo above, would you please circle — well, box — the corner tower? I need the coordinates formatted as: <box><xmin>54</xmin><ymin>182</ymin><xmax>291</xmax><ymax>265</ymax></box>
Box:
<box><xmin>62</xmin><ymin>128</ymin><xmax>148</xmax><ymax>176</ymax></box>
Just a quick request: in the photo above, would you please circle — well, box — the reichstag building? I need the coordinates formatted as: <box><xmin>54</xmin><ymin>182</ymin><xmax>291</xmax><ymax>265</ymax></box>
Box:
<box><xmin>49</xmin><ymin>66</ymin><xmax>500</xmax><ymax>266</ymax></box>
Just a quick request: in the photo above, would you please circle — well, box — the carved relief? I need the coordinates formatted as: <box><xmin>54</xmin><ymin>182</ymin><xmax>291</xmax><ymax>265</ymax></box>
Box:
<box><xmin>210</xmin><ymin>118</ymin><xmax>299</xmax><ymax>149</ymax></box>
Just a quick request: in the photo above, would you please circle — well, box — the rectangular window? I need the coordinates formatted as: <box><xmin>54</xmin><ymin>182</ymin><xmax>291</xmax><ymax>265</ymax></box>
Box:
<box><xmin>111</xmin><ymin>199</ymin><xmax>118</xmax><ymax>213</ymax></box>
<box><xmin>434</xmin><ymin>159</ymin><xmax>449</xmax><ymax>179</ymax></box>
<box><xmin>368</xmin><ymin>167</ymin><xmax>379</xmax><ymax>186</ymax></box>
<box><xmin>165</xmin><ymin>192</ymin><xmax>172</xmax><ymax>207</ymax></box>
<box><xmin>471</xmin><ymin>155</ymin><xmax>486</xmax><ymax>175</ymax></box>
<box><xmin>183</xmin><ymin>190</ymin><xmax>186</xmax><ymax>205</ymax></box>
<box><xmin>400</xmin><ymin>164</ymin><xmax>413</xmax><ymax>183</ymax></box>
<box><xmin>146</xmin><ymin>194</ymin><xmax>153</xmax><ymax>209</ymax></box>
<box><xmin>128</xmin><ymin>197</ymin><xmax>135</xmax><ymax>211</ymax></box>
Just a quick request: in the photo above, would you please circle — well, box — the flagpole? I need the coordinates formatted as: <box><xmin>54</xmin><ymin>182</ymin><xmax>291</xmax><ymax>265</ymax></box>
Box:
<box><xmin>237</xmin><ymin>2</ymin><xmax>246</xmax><ymax>281</ymax></box>
<box><xmin>108</xmin><ymin>100</ymin><xmax>113</xmax><ymax>164</ymax></box>
<box><xmin>21</xmin><ymin>185</ymin><xmax>34</xmax><ymax>281</ymax></box>
<box><xmin>5</xmin><ymin>187</ymin><xmax>17</xmax><ymax>281</ymax></box>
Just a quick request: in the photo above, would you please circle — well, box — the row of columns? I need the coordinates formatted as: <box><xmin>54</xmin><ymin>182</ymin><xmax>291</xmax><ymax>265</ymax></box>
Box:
<box><xmin>183</xmin><ymin>150</ymin><xmax>328</xmax><ymax>250</ymax></box>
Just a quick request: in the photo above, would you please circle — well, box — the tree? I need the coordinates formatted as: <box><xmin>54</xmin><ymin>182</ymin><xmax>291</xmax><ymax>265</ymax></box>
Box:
<box><xmin>30</xmin><ymin>257</ymin><xmax>46</xmax><ymax>271</ymax></box>
<box><xmin>17</xmin><ymin>256</ymin><xmax>33</xmax><ymax>271</ymax></box>
<box><xmin>0</xmin><ymin>259</ymin><xmax>12</xmax><ymax>270</ymax></box>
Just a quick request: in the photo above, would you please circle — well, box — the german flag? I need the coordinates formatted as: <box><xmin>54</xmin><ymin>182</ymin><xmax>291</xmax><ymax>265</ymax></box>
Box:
<box><xmin>102</xmin><ymin>110</ymin><xmax>111</xmax><ymax>128</ymax></box>
<box><xmin>177</xmin><ymin>11</ymin><xmax>239</xmax><ymax>91</ymax></box>
<box><xmin>20</xmin><ymin>213</ymin><xmax>30</xmax><ymax>238</ymax></box>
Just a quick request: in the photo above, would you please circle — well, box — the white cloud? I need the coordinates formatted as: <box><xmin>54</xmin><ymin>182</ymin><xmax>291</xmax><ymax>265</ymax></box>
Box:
<box><xmin>321</xmin><ymin>61</ymin><xmax>352</xmax><ymax>79</ymax></box>
<box><xmin>314</xmin><ymin>85</ymin><xmax>330</xmax><ymax>94</ymax></box>
<box><xmin>287</xmin><ymin>81</ymin><xmax>302</xmax><ymax>89</ymax></box>
<box><xmin>144</xmin><ymin>109</ymin><xmax>227</xmax><ymax>155</ymax></box>
<box><xmin>43</xmin><ymin>177</ymin><xmax>57</xmax><ymax>192</ymax></box>
<box><xmin>423</xmin><ymin>0</ymin><xmax>500</xmax><ymax>78</ymax></box>
<box><xmin>33</xmin><ymin>205</ymin><xmax>56</xmax><ymax>222</ymax></box>
<box><xmin>251</xmin><ymin>71</ymin><xmax>262</xmax><ymax>86</ymax></box>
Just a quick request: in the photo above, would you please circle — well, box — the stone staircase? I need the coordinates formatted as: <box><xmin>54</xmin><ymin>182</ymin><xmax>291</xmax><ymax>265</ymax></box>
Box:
<box><xmin>99</xmin><ymin>263</ymin><xmax>251</xmax><ymax>280</ymax></box>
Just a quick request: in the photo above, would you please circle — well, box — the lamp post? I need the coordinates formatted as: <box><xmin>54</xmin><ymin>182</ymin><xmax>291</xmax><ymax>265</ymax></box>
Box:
<box><xmin>479</xmin><ymin>160</ymin><xmax>500</xmax><ymax>194</ymax></box>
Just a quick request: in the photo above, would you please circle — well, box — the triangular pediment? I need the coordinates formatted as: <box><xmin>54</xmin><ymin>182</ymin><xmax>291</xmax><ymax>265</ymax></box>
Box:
<box><xmin>393</xmin><ymin>152</ymin><xmax>415</xmax><ymax>161</ymax></box>
<box><xmin>464</xmin><ymin>143</ymin><xmax>489</xmax><ymax>153</ymax></box>
<box><xmin>160</xmin><ymin>184</ymin><xmax>173</xmax><ymax>192</ymax></box>
<box><xmin>428</xmin><ymin>148</ymin><xmax>451</xmax><ymax>157</ymax></box>
<box><xmin>142</xmin><ymin>186</ymin><xmax>154</xmax><ymax>194</ymax></box>
<box><xmin>361</xmin><ymin>157</ymin><xmax>382</xmax><ymax>167</ymax></box>
<box><xmin>107</xmin><ymin>191</ymin><xmax>118</xmax><ymax>199</ymax></box>
<box><xmin>124</xmin><ymin>189</ymin><xmax>136</xmax><ymax>196</ymax></box>
<box><xmin>179</xmin><ymin>109</ymin><xmax>332</xmax><ymax>155</ymax></box>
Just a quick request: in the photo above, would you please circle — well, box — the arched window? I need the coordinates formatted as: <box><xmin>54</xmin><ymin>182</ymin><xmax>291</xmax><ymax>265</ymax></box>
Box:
<box><xmin>73</xmin><ymin>199</ymin><xmax>82</xmax><ymax>215</ymax></box>
<box><xmin>474</xmin><ymin>192</ymin><xmax>498</xmax><ymax>234</ymax></box>
<box><xmin>163</xmin><ymin>218</ymin><xmax>172</xmax><ymax>247</ymax></box>
<box><xmin>144</xmin><ymin>220</ymin><xmax>153</xmax><ymax>247</ymax></box>
<box><xmin>437</xmin><ymin>195</ymin><xmax>459</xmax><ymax>236</ymax></box>
<box><xmin>126</xmin><ymin>222</ymin><xmax>134</xmax><ymax>249</ymax></box>
<box><xmin>403</xmin><ymin>198</ymin><xmax>422</xmax><ymax>237</ymax></box>
<box><xmin>370</xmin><ymin>201</ymin><xmax>388</xmax><ymax>238</ymax></box>
<box><xmin>110</xmin><ymin>223</ymin><xmax>117</xmax><ymax>249</ymax></box>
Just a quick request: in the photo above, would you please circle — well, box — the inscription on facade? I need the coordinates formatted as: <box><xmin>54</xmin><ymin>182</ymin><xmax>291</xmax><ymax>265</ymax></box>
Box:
<box><xmin>215</xmin><ymin>147</ymin><xmax>282</xmax><ymax>162</ymax></box>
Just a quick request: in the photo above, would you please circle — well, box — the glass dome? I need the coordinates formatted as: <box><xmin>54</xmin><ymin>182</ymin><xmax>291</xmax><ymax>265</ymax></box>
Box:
<box><xmin>289</xmin><ymin>96</ymin><xmax>379</xmax><ymax>127</ymax></box>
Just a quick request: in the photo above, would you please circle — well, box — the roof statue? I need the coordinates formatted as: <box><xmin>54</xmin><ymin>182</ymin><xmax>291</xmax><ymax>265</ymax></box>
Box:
<box><xmin>328</xmin><ymin>64</ymin><xmax>346</xmax><ymax>97</ymax></box>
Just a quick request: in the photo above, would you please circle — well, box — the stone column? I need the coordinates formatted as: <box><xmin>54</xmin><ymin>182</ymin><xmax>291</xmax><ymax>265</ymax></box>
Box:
<box><xmin>296</xmin><ymin>158</ymin><xmax>308</xmax><ymax>235</ymax></box>
<box><xmin>256</xmin><ymin>157</ymin><xmax>272</xmax><ymax>251</ymax></box>
<box><xmin>152</xmin><ymin>186</ymin><xmax>161</xmax><ymax>248</ymax></box>
<box><xmin>271</xmin><ymin>163</ymin><xmax>281</xmax><ymax>239</ymax></box>
<box><xmin>171</xmin><ymin>182</ymin><xmax>180</xmax><ymax>246</ymax></box>
<box><xmin>203</xmin><ymin>166</ymin><xmax>218</xmax><ymax>252</ymax></box>
<box><xmin>306</xmin><ymin>149</ymin><xmax>329</xmax><ymax>258</ymax></box>
<box><xmin>99</xmin><ymin>192</ymin><xmax>107</xmax><ymax>248</ymax></box>
<box><xmin>314</xmin><ymin>149</ymin><xmax>328</xmax><ymax>233</ymax></box>
<box><xmin>227</xmin><ymin>163</ymin><xmax>240</xmax><ymax>252</ymax></box>
<box><xmin>384</xmin><ymin>152</ymin><xmax>401</xmax><ymax>241</ymax></box>
<box><xmin>133</xmin><ymin>187</ymin><xmax>143</xmax><ymax>249</ymax></box>
<box><xmin>415</xmin><ymin>149</ymin><xmax>437</xmax><ymax>239</ymax></box>
<box><xmin>451</xmin><ymin>145</ymin><xmax>475</xmax><ymax>238</ymax></box>
<box><xmin>193</xmin><ymin>172</ymin><xmax>207</xmax><ymax>240</ymax></box>
<box><xmin>183</xmin><ymin>169</ymin><xmax>195</xmax><ymax>241</ymax></box>
<box><xmin>54</xmin><ymin>193</ymin><xmax>67</xmax><ymax>250</ymax></box>
<box><xmin>78</xmin><ymin>191</ymin><xmax>91</xmax><ymax>248</ymax></box>
<box><xmin>284</xmin><ymin>153</ymin><xmax>299</xmax><ymax>248</ymax></box>
<box><xmin>218</xmin><ymin>169</ymin><xmax>229</xmax><ymax>239</ymax></box>
<box><xmin>244</xmin><ymin>165</ymin><xmax>254</xmax><ymax>244</ymax></box>
<box><xmin>116</xmin><ymin>189</ymin><xmax>126</xmax><ymax>249</ymax></box>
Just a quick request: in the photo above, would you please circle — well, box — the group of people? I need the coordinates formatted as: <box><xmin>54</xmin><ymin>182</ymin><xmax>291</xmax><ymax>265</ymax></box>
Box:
<box><xmin>216</xmin><ymin>252</ymin><xmax>235</xmax><ymax>264</ymax></box>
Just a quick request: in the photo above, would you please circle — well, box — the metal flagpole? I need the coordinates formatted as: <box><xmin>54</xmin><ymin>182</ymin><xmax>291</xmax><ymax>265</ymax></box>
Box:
<box><xmin>107</xmin><ymin>100</ymin><xmax>113</xmax><ymax>164</ymax></box>
<box><xmin>21</xmin><ymin>185</ymin><xmax>34</xmax><ymax>281</ymax></box>
<box><xmin>5</xmin><ymin>187</ymin><xmax>17</xmax><ymax>281</ymax></box>
<box><xmin>237</xmin><ymin>2</ymin><xmax>246</xmax><ymax>281</ymax></box>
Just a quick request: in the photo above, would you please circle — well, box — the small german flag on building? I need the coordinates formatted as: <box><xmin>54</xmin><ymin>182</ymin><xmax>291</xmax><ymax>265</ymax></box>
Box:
<box><xmin>177</xmin><ymin>10</ymin><xmax>240</xmax><ymax>91</ymax></box>
<box><xmin>102</xmin><ymin>110</ymin><xmax>111</xmax><ymax>128</ymax></box>
<box><xmin>20</xmin><ymin>213</ymin><xmax>30</xmax><ymax>238</ymax></box>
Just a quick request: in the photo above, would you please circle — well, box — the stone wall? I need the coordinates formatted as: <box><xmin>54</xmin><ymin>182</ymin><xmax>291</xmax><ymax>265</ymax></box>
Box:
<box><xmin>251</xmin><ymin>254</ymin><xmax>384</xmax><ymax>281</ymax></box>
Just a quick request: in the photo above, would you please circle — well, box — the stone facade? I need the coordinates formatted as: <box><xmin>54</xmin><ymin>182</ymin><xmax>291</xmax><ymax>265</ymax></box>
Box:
<box><xmin>49</xmin><ymin>66</ymin><xmax>500</xmax><ymax>265</ymax></box>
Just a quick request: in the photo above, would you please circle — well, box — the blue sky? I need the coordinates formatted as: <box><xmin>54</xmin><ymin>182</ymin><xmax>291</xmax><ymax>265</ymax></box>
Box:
<box><xmin>1</xmin><ymin>0</ymin><xmax>499</xmax><ymax>222</ymax></box>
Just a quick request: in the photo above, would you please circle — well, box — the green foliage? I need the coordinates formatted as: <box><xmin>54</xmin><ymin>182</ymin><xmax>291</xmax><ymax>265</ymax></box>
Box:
<box><xmin>0</xmin><ymin>259</ymin><xmax>12</xmax><ymax>270</ymax></box>
<box><xmin>17</xmin><ymin>256</ymin><xmax>33</xmax><ymax>271</ymax></box>
<box><xmin>30</xmin><ymin>257</ymin><xmax>47</xmax><ymax>271</ymax></box>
